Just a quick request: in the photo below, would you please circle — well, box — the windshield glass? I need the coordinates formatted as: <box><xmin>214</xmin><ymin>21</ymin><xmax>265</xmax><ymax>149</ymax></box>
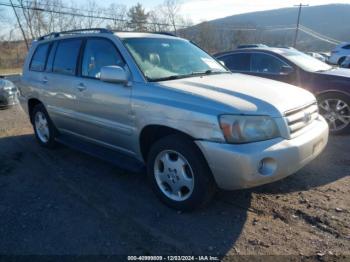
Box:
<box><xmin>122</xmin><ymin>37</ymin><xmax>228</xmax><ymax>81</ymax></box>
<box><xmin>284</xmin><ymin>50</ymin><xmax>332</xmax><ymax>72</ymax></box>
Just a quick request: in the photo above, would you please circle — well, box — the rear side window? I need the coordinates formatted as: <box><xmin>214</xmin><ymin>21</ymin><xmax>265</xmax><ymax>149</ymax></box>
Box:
<box><xmin>220</xmin><ymin>53</ymin><xmax>251</xmax><ymax>71</ymax></box>
<box><xmin>343</xmin><ymin>45</ymin><xmax>350</xmax><ymax>50</ymax></box>
<box><xmin>53</xmin><ymin>39</ymin><xmax>82</xmax><ymax>76</ymax></box>
<box><xmin>30</xmin><ymin>43</ymin><xmax>50</xmax><ymax>72</ymax></box>
<box><xmin>82</xmin><ymin>38</ymin><xmax>124</xmax><ymax>79</ymax></box>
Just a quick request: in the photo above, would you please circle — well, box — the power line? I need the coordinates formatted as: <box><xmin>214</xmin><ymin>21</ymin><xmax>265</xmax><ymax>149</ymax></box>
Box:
<box><xmin>0</xmin><ymin>1</ymin><xmax>189</xmax><ymax>28</ymax></box>
<box><xmin>299</xmin><ymin>25</ymin><xmax>342</xmax><ymax>44</ymax></box>
<box><xmin>298</xmin><ymin>27</ymin><xmax>340</xmax><ymax>45</ymax></box>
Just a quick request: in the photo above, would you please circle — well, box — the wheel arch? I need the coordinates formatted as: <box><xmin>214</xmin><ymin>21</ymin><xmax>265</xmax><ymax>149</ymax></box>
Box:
<box><xmin>28</xmin><ymin>98</ymin><xmax>44</xmax><ymax>124</ymax></box>
<box><xmin>316</xmin><ymin>90</ymin><xmax>350</xmax><ymax>99</ymax></box>
<box><xmin>139</xmin><ymin>125</ymin><xmax>197</xmax><ymax>162</ymax></box>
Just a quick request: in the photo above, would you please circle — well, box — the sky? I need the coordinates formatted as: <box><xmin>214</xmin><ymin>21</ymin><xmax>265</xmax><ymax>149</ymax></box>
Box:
<box><xmin>1</xmin><ymin>0</ymin><xmax>350</xmax><ymax>35</ymax></box>
<box><xmin>73</xmin><ymin>0</ymin><xmax>350</xmax><ymax>23</ymax></box>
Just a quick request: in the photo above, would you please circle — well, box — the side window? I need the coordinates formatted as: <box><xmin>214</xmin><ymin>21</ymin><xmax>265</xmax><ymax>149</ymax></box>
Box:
<box><xmin>82</xmin><ymin>38</ymin><xmax>125</xmax><ymax>79</ymax></box>
<box><xmin>251</xmin><ymin>53</ymin><xmax>287</xmax><ymax>74</ymax></box>
<box><xmin>342</xmin><ymin>45</ymin><xmax>350</xmax><ymax>50</ymax></box>
<box><xmin>220</xmin><ymin>53</ymin><xmax>251</xmax><ymax>72</ymax></box>
<box><xmin>30</xmin><ymin>43</ymin><xmax>50</xmax><ymax>72</ymax></box>
<box><xmin>46</xmin><ymin>41</ymin><xmax>58</xmax><ymax>72</ymax></box>
<box><xmin>53</xmin><ymin>39</ymin><xmax>82</xmax><ymax>76</ymax></box>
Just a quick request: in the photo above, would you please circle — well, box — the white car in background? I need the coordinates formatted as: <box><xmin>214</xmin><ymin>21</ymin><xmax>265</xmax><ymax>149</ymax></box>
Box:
<box><xmin>307</xmin><ymin>52</ymin><xmax>327</xmax><ymax>62</ymax></box>
<box><xmin>329</xmin><ymin>42</ymin><xmax>350</xmax><ymax>65</ymax></box>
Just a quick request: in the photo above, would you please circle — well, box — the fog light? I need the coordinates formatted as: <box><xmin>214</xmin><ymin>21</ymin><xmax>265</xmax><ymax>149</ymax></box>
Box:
<box><xmin>258</xmin><ymin>158</ymin><xmax>277</xmax><ymax>176</ymax></box>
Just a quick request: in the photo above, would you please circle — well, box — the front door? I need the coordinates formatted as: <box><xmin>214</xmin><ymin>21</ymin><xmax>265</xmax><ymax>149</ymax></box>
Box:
<box><xmin>249</xmin><ymin>52</ymin><xmax>296</xmax><ymax>84</ymax></box>
<box><xmin>73</xmin><ymin>38</ymin><xmax>134</xmax><ymax>155</ymax></box>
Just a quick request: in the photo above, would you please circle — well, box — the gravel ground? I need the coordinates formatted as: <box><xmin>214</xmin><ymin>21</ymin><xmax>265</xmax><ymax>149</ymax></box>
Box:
<box><xmin>0</xmin><ymin>105</ymin><xmax>349</xmax><ymax>260</ymax></box>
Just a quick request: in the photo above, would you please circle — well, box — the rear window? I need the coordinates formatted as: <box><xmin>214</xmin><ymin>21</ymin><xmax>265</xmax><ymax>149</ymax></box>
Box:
<box><xmin>30</xmin><ymin>43</ymin><xmax>50</xmax><ymax>72</ymax></box>
<box><xmin>53</xmin><ymin>39</ymin><xmax>82</xmax><ymax>76</ymax></box>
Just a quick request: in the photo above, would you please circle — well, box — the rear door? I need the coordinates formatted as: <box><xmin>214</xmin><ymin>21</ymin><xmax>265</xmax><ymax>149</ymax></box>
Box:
<box><xmin>219</xmin><ymin>53</ymin><xmax>251</xmax><ymax>73</ymax></box>
<box><xmin>72</xmin><ymin>37</ymin><xmax>134</xmax><ymax>154</ymax></box>
<box><xmin>43</xmin><ymin>38</ymin><xmax>84</xmax><ymax>133</ymax></box>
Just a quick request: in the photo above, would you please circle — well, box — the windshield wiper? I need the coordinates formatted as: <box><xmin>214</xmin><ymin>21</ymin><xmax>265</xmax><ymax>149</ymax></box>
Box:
<box><xmin>191</xmin><ymin>70</ymin><xmax>230</xmax><ymax>76</ymax></box>
<box><xmin>149</xmin><ymin>70</ymin><xmax>230</xmax><ymax>82</ymax></box>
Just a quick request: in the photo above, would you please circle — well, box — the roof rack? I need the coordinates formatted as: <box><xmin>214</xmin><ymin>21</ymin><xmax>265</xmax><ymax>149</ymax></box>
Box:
<box><xmin>37</xmin><ymin>28</ymin><xmax>113</xmax><ymax>41</ymax></box>
<box><xmin>152</xmin><ymin>32</ymin><xmax>176</xmax><ymax>37</ymax></box>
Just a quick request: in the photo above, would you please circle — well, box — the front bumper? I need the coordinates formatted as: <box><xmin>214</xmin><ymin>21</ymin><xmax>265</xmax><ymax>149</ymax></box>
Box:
<box><xmin>0</xmin><ymin>92</ymin><xmax>18</xmax><ymax>108</ymax></box>
<box><xmin>196</xmin><ymin>117</ymin><xmax>329</xmax><ymax>190</ymax></box>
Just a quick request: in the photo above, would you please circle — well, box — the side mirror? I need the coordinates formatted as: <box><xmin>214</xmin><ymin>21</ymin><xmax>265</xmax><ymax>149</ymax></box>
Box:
<box><xmin>100</xmin><ymin>66</ymin><xmax>128</xmax><ymax>84</ymax></box>
<box><xmin>280</xmin><ymin>65</ymin><xmax>294</xmax><ymax>75</ymax></box>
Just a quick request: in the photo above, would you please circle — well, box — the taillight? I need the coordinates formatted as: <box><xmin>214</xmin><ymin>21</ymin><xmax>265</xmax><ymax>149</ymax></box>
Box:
<box><xmin>331</xmin><ymin>50</ymin><xmax>339</xmax><ymax>54</ymax></box>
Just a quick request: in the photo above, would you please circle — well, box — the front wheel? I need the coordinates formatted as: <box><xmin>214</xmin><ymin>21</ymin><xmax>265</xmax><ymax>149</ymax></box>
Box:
<box><xmin>147</xmin><ymin>135</ymin><xmax>216</xmax><ymax>211</ymax></box>
<box><xmin>318</xmin><ymin>93</ymin><xmax>350</xmax><ymax>135</ymax></box>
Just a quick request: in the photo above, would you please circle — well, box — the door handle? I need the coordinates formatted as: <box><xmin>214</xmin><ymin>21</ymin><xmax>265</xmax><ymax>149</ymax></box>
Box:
<box><xmin>77</xmin><ymin>83</ymin><xmax>87</xmax><ymax>91</ymax></box>
<box><xmin>42</xmin><ymin>77</ymin><xmax>48</xmax><ymax>84</ymax></box>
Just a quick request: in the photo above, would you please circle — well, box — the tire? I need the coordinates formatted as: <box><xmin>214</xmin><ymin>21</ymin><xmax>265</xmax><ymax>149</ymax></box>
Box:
<box><xmin>318</xmin><ymin>93</ymin><xmax>350</xmax><ymax>135</ymax></box>
<box><xmin>338</xmin><ymin>57</ymin><xmax>346</xmax><ymax>66</ymax></box>
<box><xmin>147</xmin><ymin>134</ymin><xmax>216</xmax><ymax>211</ymax></box>
<box><xmin>31</xmin><ymin>103</ymin><xmax>57</xmax><ymax>148</ymax></box>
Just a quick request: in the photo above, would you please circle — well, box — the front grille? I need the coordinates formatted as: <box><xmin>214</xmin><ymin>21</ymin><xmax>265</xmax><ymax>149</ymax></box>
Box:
<box><xmin>284</xmin><ymin>102</ymin><xmax>319</xmax><ymax>136</ymax></box>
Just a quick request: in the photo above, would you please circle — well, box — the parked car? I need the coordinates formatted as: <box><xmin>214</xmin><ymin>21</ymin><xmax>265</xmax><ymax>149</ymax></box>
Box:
<box><xmin>19</xmin><ymin>29</ymin><xmax>328</xmax><ymax>210</ymax></box>
<box><xmin>0</xmin><ymin>78</ymin><xmax>18</xmax><ymax>109</ymax></box>
<box><xmin>319</xmin><ymin>52</ymin><xmax>330</xmax><ymax>63</ymax></box>
<box><xmin>237</xmin><ymin>44</ymin><xmax>268</xmax><ymax>49</ymax></box>
<box><xmin>329</xmin><ymin>42</ymin><xmax>350</xmax><ymax>65</ymax></box>
<box><xmin>307</xmin><ymin>52</ymin><xmax>327</xmax><ymax>62</ymax></box>
<box><xmin>340</xmin><ymin>56</ymin><xmax>350</xmax><ymax>69</ymax></box>
<box><xmin>215</xmin><ymin>48</ymin><xmax>350</xmax><ymax>134</ymax></box>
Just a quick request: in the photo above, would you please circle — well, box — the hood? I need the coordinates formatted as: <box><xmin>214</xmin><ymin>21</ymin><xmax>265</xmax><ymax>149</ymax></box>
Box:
<box><xmin>318</xmin><ymin>68</ymin><xmax>350</xmax><ymax>78</ymax></box>
<box><xmin>159</xmin><ymin>73</ymin><xmax>316</xmax><ymax>117</ymax></box>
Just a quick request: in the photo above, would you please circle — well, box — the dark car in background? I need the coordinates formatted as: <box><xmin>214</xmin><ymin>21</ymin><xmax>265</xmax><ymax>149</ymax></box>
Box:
<box><xmin>0</xmin><ymin>78</ymin><xmax>18</xmax><ymax>109</ymax></box>
<box><xmin>214</xmin><ymin>48</ymin><xmax>350</xmax><ymax>134</ymax></box>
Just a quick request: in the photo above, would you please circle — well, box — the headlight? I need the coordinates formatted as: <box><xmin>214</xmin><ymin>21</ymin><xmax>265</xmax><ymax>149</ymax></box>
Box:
<box><xmin>219</xmin><ymin>115</ymin><xmax>280</xmax><ymax>143</ymax></box>
<box><xmin>2</xmin><ymin>81</ymin><xmax>16</xmax><ymax>92</ymax></box>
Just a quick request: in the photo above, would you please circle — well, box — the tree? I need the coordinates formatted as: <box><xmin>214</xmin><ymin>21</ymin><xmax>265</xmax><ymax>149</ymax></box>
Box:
<box><xmin>107</xmin><ymin>3</ymin><xmax>128</xmax><ymax>31</ymax></box>
<box><xmin>162</xmin><ymin>0</ymin><xmax>181</xmax><ymax>35</ymax></box>
<box><xmin>127</xmin><ymin>3</ymin><xmax>149</xmax><ymax>32</ymax></box>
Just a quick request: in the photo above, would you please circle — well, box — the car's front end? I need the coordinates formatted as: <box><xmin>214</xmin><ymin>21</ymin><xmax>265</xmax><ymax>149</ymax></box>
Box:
<box><xmin>196</xmin><ymin>102</ymin><xmax>328</xmax><ymax>189</ymax></box>
<box><xmin>0</xmin><ymin>79</ymin><xmax>18</xmax><ymax>109</ymax></box>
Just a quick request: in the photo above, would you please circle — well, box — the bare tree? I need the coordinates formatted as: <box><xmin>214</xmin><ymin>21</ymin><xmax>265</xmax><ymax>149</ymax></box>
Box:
<box><xmin>162</xmin><ymin>0</ymin><xmax>181</xmax><ymax>35</ymax></box>
<box><xmin>106</xmin><ymin>3</ymin><xmax>128</xmax><ymax>31</ymax></box>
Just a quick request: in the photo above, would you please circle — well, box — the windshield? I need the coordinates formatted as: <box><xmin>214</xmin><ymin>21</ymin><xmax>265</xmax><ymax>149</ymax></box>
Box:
<box><xmin>122</xmin><ymin>37</ymin><xmax>228</xmax><ymax>81</ymax></box>
<box><xmin>284</xmin><ymin>50</ymin><xmax>332</xmax><ymax>72</ymax></box>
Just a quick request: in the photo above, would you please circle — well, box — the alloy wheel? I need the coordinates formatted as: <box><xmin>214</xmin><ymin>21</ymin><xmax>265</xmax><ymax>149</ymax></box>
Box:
<box><xmin>319</xmin><ymin>98</ymin><xmax>350</xmax><ymax>132</ymax></box>
<box><xmin>154</xmin><ymin>150</ymin><xmax>194</xmax><ymax>202</ymax></box>
<box><xmin>34</xmin><ymin>111</ymin><xmax>50</xmax><ymax>143</ymax></box>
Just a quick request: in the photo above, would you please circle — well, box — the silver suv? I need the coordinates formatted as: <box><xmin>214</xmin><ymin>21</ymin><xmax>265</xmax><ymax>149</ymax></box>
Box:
<box><xmin>19</xmin><ymin>29</ymin><xmax>329</xmax><ymax>210</ymax></box>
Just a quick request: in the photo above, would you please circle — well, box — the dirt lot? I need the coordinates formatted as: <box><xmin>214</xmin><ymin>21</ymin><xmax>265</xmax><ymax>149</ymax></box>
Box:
<box><xmin>0</xmin><ymin>105</ymin><xmax>349</xmax><ymax>259</ymax></box>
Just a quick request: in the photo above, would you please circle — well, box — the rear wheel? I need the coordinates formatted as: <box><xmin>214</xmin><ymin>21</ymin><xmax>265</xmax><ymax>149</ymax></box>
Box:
<box><xmin>32</xmin><ymin>104</ymin><xmax>57</xmax><ymax>148</ymax></box>
<box><xmin>147</xmin><ymin>135</ymin><xmax>216</xmax><ymax>211</ymax></box>
<box><xmin>318</xmin><ymin>93</ymin><xmax>350</xmax><ymax>135</ymax></box>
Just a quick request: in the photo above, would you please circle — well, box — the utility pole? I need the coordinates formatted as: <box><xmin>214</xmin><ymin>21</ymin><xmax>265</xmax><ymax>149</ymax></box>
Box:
<box><xmin>293</xmin><ymin>3</ymin><xmax>309</xmax><ymax>48</ymax></box>
<box><xmin>9</xmin><ymin>0</ymin><xmax>29</xmax><ymax>50</ymax></box>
